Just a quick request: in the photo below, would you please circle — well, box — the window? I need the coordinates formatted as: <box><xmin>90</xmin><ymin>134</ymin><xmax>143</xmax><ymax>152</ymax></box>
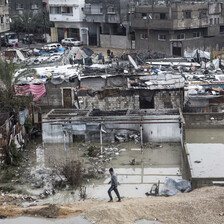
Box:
<box><xmin>0</xmin><ymin>16</ymin><xmax>3</xmax><ymax>24</ymax></box>
<box><xmin>210</xmin><ymin>18</ymin><xmax>213</xmax><ymax>25</ymax></box>
<box><xmin>140</xmin><ymin>33</ymin><xmax>148</xmax><ymax>40</ymax></box>
<box><xmin>62</xmin><ymin>7</ymin><xmax>73</xmax><ymax>15</ymax></box>
<box><xmin>177</xmin><ymin>33</ymin><xmax>185</xmax><ymax>40</ymax></box>
<box><xmin>158</xmin><ymin>34</ymin><xmax>166</xmax><ymax>41</ymax></box>
<box><xmin>218</xmin><ymin>18</ymin><xmax>220</xmax><ymax>24</ymax></box>
<box><xmin>31</xmin><ymin>3</ymin><xmax>38</xmax><ymax>9</ymax></box>
<box><xmin>184</xmin><ymin>11</ymin><xmax>191</xmax><ymax>19</ymax></box>
<box><xmin>160</xmin><ymin>13</ymin><xmax>166</xmax><ymax>20</ymax></box>
<box><xmin>214</xmin><ymin>18</ymin><xmax>217</xmax><ymax>25</ymax></box>
<box><xmin>199</xmin><ymin>9</ymin><xmax>207</xmax><ymax>19</ymax></box>
<box><xmin>0</xmin><ymin>0</ymin><xmax>2</xmax><ymax>5</ymax></box>
<box><xmin>107</xmin><ymin>6</ymin><xmax>115</xmax><ymax>14</ymax></box>
<box><xmin>50</xmin><ymin>7</ymin><xmax>61</xmax><ymax>14</ymax></box>
<box><xmin>141</xmin><ymin>13</ymin><xmax>147</xmax><ymax>19</ymax></box>
<box><xmin>193</xmin><ymin>32</ymin><xmax>201</xmax><ymax>38</ymax></box>
<box><xmin>211</xmin><ymin>106</ymin><xmax>218</xmax><ymax>113</ymax></box>
<box><xmin>16</xmin><ymin>3</ymin><xmax>23</xmax><ymax>9</ymax></box>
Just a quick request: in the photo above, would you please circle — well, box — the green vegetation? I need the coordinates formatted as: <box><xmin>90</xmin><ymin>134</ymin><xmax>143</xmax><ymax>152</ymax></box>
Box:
<box><xmin>0</xmin><ymin>58</ymin><xmax>37</xmax><ymax>112</ymax></box>
<box><xmin>11</xmin><ymin>10</ymin><xmax>52</xmax><ymax>37</ymax></box>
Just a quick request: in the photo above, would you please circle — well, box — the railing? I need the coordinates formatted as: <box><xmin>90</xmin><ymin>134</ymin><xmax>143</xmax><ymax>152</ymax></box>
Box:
<box><xmin>83</xmin><ymin>8</ymin><xmax>103</xmax><ymax>15</ymax></box>
<box><xmin>61</xmin><ymin>12</ymin><xmax>73</xmax><ymax>16</ymax></box>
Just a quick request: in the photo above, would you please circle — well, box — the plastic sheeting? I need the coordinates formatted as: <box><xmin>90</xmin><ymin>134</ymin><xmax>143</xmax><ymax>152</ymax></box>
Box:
<box><xmin>184</xmin><ymin>49</ymin><xmax>210</xmax><ymax>60</ymax></box>
<box><xmin>18</xmin><ymin>109</ymin><xmax>29</xmax><ymax>126</ymax></box>
<box><xmin>160</xmin><ymin>178</ymin><xmax>191</xmax><ymax>196</ymax></box>
<box><xmin>201</xmin><ymin>59</ymin><xmax>220</xmax><ymax>70</ymax></box>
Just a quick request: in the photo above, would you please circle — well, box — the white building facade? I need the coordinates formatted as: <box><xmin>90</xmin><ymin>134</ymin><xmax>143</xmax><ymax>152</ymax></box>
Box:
<box><xmin>0</xmin><ymin>0</ymin><xmax>10</xmax><ymax>35</ymax></box>
<box><xmin>49</xmin><ymin>0</ymin><xmax>95</xmax><ymax>45</ymax></box>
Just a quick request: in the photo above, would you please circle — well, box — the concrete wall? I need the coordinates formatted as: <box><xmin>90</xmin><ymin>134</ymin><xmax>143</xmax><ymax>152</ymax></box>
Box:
<box><xmin>135</xmin><ymin>29</ymin><xmax>224</xmax><ymax>55</ymax></box>
<box><xmin>100</xmin><ymin>34</ymin><xmax>131</xmax><ymax>49</ymax></box>
<box><xmin>143</xmin><ymin>121</ymin><xmax>181</xmax><ymax>142</ymax></box>
<box><xmin>79</xmin><ymin>95</ymin><xmax>140</xmax><ymax>111</ymax></box>
<box><xmin>154</xmin><ymin>90</ymin><xmax>184</xmax><ymax>110</ymax></box>
<box><xmin>42</xmin><ymin>114</ymin><xmax>181</xmax><ymax>143</ymax></box>
<box><xmin>42</xmin><ymin>122</ymin><xmax>69</xmax><ymax>143</ymax></box>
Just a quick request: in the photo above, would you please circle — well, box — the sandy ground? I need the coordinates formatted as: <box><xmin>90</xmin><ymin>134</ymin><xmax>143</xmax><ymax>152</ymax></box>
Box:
<box><xmin>0</xmin><ymin>186</ymin><xmax>224</xmax><ymax>224</ymax></box>
<box><xmin>88</xmin><ymin>46</ymin><xmax>130</xmax><ymax>58</ymax></box>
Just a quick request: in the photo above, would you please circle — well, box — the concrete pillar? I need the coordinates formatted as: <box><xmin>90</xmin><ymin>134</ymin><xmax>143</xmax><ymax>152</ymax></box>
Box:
<box><xmin>50</xmin><ymin>27</ymin><xmax>58</xmax><ymax>43</ymax></box>
<box><xmin>97</xmin><ymin>24</ymin><xmax>100</xmax><ymax>47</ymax></box>
<box><xmin>169</xmin><ymin>4</ymin><xmax>172</xmax><ymax>19</ymax></box>
<box><xmin>109</xmin><ymin>24</ymin><xmax>113</xmax><ymax>35</ymax></box>
<box><xmin>64</xmin><ymin>29</ymin><xmax>68</xmax><ymax>38</ymax></box>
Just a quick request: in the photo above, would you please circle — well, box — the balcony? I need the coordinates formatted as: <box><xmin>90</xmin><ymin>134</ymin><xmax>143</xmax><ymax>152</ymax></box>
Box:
<box><xmin>131</xmin><ymin>18</ymin><xmax>173</xmax><ymax>30</ymax></box>
<box><xmin>83</xmin><ymin>8</ymin><xmax>103</xmax><ymax>15</ymax></box>
<box><xmin>49</xmin><ymin>13</ymin><xmax>80</xmax><ymax>22</ymax></box>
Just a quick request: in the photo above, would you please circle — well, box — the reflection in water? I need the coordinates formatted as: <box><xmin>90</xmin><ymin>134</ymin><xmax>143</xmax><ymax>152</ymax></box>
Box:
<box><xmin>186</xmin><ymin>129</ymin><xmax>224</xmax><ymax>143</ymax></box>
<box><xmin>19</xmin><ymin>142</ymin><xmax>183</xmax><ymax>204</ymax></box>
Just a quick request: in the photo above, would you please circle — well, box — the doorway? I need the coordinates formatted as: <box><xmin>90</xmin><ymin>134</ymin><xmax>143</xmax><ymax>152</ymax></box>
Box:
<box><xmin>172</xmin><ymin>41</ymin><xmax>182</xmax><ymax>57</ymax></box>
<box><xmin>63</xmin><ymin>89</ymin><xmax>72</xmax><ymax>108</ymax></box>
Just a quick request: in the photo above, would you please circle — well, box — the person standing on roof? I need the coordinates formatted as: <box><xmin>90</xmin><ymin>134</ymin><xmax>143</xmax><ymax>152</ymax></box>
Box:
<box><xmin>108</xmin><ymin>168</ymin><xmax>121</xmax><ymax>202</ymax></box>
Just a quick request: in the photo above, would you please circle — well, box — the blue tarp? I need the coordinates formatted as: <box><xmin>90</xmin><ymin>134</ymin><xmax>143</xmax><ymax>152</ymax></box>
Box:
<box><xmin>38</xmin><ymin>48</ymin><xmax>66</xmax><ymax>56</ymax></box>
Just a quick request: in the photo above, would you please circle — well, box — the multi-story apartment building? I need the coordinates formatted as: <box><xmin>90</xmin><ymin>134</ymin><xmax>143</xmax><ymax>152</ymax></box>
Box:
<box><xmin>0</xmin><ymin>0</ymin><xmax>10</xmax><ymax>35</ymax></box>
<box><xmin>8</xmin><ymin>0</ymin><xmax>44</xmax><ymax>19</ymax></box>
<box><xmin>49</xmin><ymin>0</ymin><xmax>93</xmax><ymax>45</ymax></box>
<box><xmin>83</xmin><ymin>0</ymin><xmax>131</xmax><ymax>48</ymax></box>
<box><xmin>130</xmin><ymin>1</ymin><xmax>224</xmax><ymax>56</ymax></box>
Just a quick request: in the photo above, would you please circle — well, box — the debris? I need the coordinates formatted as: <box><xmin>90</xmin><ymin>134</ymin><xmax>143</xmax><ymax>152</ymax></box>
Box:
<box><xmin>160</xmin><ymin>178</ymin><xmax>191</xmax><ymax>196</ymax></box>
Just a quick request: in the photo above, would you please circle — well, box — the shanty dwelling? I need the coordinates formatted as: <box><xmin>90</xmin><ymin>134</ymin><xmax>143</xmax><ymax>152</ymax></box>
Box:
<box><xmin>35</xmin><ymin>67</ymin><xmax>185</xmax><ymax>111</ymax></box>
<box><xmin>185</xmin><ymin>83</ymin><xmax>224</xmax><ymax>113</ymax></box>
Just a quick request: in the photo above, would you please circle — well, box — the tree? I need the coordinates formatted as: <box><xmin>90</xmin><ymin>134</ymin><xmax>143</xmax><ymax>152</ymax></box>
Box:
<box><xmin>11</xmin><ymin>10</ymin><xmax>52</xmax><ymax>40</ymax></box>
<box><xmin>0</xmin><ymin>59</ymin><xmax>37</xmax><ymax>112</ymax></box>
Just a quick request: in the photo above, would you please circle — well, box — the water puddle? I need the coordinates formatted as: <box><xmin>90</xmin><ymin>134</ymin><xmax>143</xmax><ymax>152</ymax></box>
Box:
<box><xmin>0</xmin><ymin>216</ymin><xmax>91</xmax><ymax>224</ymax></box>
<box><xmin>17</xmin><ymin>142</ymin><xmax>183</xmax><ymax>204</ymax></box>
<box><xmin>186</xmin><ymin>128</ymin><xmax>224</xmax><ymax>143</ymax></box>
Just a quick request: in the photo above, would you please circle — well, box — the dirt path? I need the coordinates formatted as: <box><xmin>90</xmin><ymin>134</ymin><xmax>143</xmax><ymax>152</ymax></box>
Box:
<box><xmin>0</xmin><ymin>186</ymin><xmax>224</xmax><ymax>224</ymax></box>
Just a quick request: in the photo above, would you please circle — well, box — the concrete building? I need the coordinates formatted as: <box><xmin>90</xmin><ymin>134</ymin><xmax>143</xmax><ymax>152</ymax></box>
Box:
<box><xmin>83</xmin><ymin>0</ymin><xmax>131</xmax><ymax>48</ymax></box>
<box><xmin>8</xmin><ymin>0</ymin><xmax>44</xmax><ymax>18</ymax></box>
<box><xmin>42</xmin><ymin>0</ymin><xmax>49</xmax><ymax>11</ymax></box>
<box><xmin>0</xmin><ymin>0</ymin><xmax>10</xmax><ymax>34</ymax></box>
<box><xmin>49</xmin><ymin>0</ymin><xmax>95</xmax><ymax>44</ymax></box>
<box><xmin>131</xmin><ymin>1</ymin><xmax>224</xmax><ymax>56</ymax></box>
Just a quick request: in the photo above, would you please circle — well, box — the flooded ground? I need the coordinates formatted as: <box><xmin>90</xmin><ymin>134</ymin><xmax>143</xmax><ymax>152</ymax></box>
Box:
<box><xmin>0</xmin><ymin>216</ymin><xmax>91</xmax><ymax>224</ymax></box>
<box><xmin>186</xmin><ymin>128</ymin><xmax>224</xmax><ymax>143</ymax></box>
<box><xmin>185</xmin><ymin>129</ymin><xmax>224</xmax><ymax>181</ymax></box>
<box><xmin>14</xmin><ymin>141</ymin><xmax>182</xmax><ymax>203</ymax></box>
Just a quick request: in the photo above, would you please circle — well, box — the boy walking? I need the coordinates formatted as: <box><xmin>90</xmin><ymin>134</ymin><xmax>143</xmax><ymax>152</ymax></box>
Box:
<box><xmin>108</xmin><ymin>168</ymin><xmax>121</xmax><ymax>202</ymax></box>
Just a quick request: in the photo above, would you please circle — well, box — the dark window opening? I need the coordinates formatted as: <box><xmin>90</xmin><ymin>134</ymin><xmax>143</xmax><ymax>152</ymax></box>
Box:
<box><xmin>141</xmin><ymin>13</ymin><xmax>147</xmax><ymax>19</ymax></box>
<box><xmin>160</xmin><ymin>13</ymin><xmax>166</xmax><ymax>19</ymax></box>
<box><xmin>139</xmin><ymin>92</ymin><xmax>155</xmax><ymax>109</ymax></box>
<box><xmin>73</xmin><ymin>135</ymin><xmax>85</xmax><ymax>143</ymax></box>
<box><xmin>184</xmin><ymin>11</ymin><xmax>191</xmax><ymax>19</ymax></box>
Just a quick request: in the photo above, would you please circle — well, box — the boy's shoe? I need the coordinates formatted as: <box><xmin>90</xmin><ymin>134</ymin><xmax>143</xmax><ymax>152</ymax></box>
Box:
<box><xmin>116</xmin><ymin>199</ymin><xmax>121</xmax><ymax>202</ymax></box>
<box><xmin>108</xmin><ymin>200</ymin><xmax>113</xmax><ymax>202</ymax></box>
